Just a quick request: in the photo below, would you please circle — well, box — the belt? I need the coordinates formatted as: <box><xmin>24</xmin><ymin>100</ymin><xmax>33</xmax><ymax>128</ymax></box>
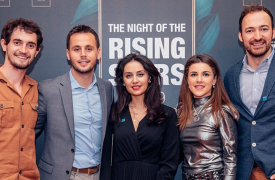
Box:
<box><xmin>71</xmin><ymin>165</ymin><xmax>99</xmax><ymax>175</ymax></box>
<box><xmin>183</xmin><ymin>169</ymin><xmax>224</xmax><ymax>180</ymax></box>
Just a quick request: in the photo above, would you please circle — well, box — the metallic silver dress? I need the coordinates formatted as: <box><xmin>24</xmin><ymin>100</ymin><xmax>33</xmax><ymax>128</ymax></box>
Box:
<box><xmin>180</xmin><ymin>97</ymin><xmax>237</xmax><ymax>180</ymax></box>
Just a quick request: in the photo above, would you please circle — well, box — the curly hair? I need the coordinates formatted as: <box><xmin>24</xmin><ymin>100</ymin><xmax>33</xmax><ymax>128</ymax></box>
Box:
<box><xmin>1</xmin><ymin>18</ymin><xmax>43</xmax><ymax>50</ymax></box>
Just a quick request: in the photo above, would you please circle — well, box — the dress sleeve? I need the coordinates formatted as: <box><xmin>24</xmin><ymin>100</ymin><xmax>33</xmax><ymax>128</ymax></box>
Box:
<box><xmin>218</xmin><ymin>108</ymin><xmax>238</xmax><ymax>180</ymax></box>
<box><xmin>156</xmin><ymin>108</ymin><xmax>180</xmax><ymax>180</ymax></box>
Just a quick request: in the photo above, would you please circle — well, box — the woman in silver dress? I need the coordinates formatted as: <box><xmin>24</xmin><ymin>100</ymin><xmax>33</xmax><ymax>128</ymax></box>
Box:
<box><xmin>177</xmin><ymin>54</ymin><xmax>239</xmax><ymax>180</ymax></box>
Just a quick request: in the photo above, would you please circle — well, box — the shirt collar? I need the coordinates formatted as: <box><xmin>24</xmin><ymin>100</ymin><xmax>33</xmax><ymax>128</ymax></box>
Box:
<box><xmin>69</xmin><ymin>70</ymin><xmax>97</xmax><ymax>90</ymax></box>
<box><xmin>0</xmin><ymin>67</ymin><xmax>35</xmax><ymax>86</ymax></box>
<box><xmin>242</xmin><ymin>47</ymin><xmax>274</xmax><ymax>72</ymax></box>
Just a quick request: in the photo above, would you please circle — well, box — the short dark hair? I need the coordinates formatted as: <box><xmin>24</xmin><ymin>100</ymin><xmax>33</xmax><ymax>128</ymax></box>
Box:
<box><xmin>239</xmin><ymin>4</ymin><xmax>274</xmax><ymax>32</ymax></box>
<box><xmin>66</xmin><ymin>25</ymin><xmax>100</xmax><ymax>49</ymax></box>
<box><xmin>1</xmin><ymin>18</ymin><xmax>43</xmax><ymax>50</ymax></box>
<box><xmin>113</xmin><ymin>52</ymin><xmax>167</xmax><ymax>124</ymax></box>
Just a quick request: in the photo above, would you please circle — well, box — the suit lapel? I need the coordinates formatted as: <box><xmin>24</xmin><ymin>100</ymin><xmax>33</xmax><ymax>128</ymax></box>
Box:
<box><xmin>97</xmin><ymin>78</ymin><xmax>107</xmax><ymax>146</ymax></box>
<box><xmin>59</xmin><ymin>72</ymin><xmax>75</xmax><ymax>142</ymax></box>
<box><xmin>234</xmin><ymin>61</ymin><xmax>253</xmax><ymax>116</ymax></box>
<box><xmin>254</xmin><ymin>55</ymin><xmax>275</xmax><ymax>115</ymax></box>
<box><xmin>234</xmin><ymin>62</ymin><xmax>242</xmax><ymax>103</ymax></box>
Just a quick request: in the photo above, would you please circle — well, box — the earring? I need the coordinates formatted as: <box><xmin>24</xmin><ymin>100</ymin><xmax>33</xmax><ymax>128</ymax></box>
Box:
<box><xmin>148</xmin><ymin>80</ymin><xmax>151</xmax><ymax>83</ymax></box>
<box><xmin>123</xmin><ymin>83</ymin><xmax>125</xmax><ymax>86</ymax></box>
<box><xmin>213</xmin><ymin>85</ymin><xmax>215</xmax><ymax>89</ymax></box>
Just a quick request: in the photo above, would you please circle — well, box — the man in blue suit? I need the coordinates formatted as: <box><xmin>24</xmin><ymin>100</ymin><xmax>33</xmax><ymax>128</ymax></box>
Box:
<box><xmin>35</xmin><ymin>25</ymin><xmax>113</xmax><ymax>180</ymax></box>
<box><xmin>224</xmin><ymin>5</ymin><xmax>275</xmax><ymax>180</ymax></box>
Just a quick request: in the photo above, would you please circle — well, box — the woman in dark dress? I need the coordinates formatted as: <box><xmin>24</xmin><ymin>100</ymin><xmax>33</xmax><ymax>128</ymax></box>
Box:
<box><xmin>111</xmin><ymin>52</ymin><xmax>180</xmax><ymax>180</ymax></box>
<box><xmin>177</xmin><ymin>54</ymin><xmax>239</xmax><ymax>180</ymax></box>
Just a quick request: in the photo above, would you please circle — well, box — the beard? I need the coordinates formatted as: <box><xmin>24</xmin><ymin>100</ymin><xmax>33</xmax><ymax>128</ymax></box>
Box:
<box><xmin>8</xmin><ymin>52</ymin><xmax>31</xmax><ymax>69</ymax></box>
<box><xmin>246</xmin><ymin>39</ymin><xmax>271</xmax><ymax>58</ymax></box>
<box><xmin>71</xmin><ymin>59</ymin><xmax>95</xmax><ymax>74</ymax></box>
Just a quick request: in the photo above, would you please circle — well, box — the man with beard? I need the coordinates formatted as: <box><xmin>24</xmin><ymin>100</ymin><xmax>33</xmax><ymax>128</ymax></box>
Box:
<box><xmin>35</xmin><ymin>25</ymin><xmax>113</xmax><ymax>180</ymax></box>
<box><xmin>224</xmin><ymin>5</ymin><xmax>275</xmax><ymax>180</ymax></box>
<box><xmin>0</xmin><ymin>18</ymin><xmax>42</xmax><ymax>180</ymax></box>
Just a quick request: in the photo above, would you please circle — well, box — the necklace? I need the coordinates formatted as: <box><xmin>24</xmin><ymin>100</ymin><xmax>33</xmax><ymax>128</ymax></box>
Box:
<box><xmin>193</xmin><ymin>99</ymin><xmax>210</xmax><ymax>122</ymax></box>
<box><xmin>129</xmin><ymin>103</ymin><xmax>147</xmax><ymax>122</ymax></box>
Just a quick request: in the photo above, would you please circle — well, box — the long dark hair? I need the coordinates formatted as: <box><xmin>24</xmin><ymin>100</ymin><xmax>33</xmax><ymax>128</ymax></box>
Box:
<box><xmin>177</xmin><ymin>54</ymin><xmax>239</xmax><ymax>131</ymax></box>
<box><xmin>113</xmin><ymin>52</ymin><xmax>167</xmax><ymax>124</ymax></box>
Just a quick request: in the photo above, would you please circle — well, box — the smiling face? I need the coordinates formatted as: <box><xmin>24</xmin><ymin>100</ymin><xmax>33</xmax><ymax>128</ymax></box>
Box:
<box><xmin>187</xmin><ymin>62</ymin><xmax>217</xmax><ymax>98</ymax></box>
<box><xmin>66</xmin><ymin>32</ymin><xmax>101</xmax><ymax>75</ymax></box>
<box><xmin>123</xmin><ymin>60</ymin><xmax>150</xmax><ymax>99</ymax></box>
<box><xmin>239</xmin><ymin>11</ymin><xmax>275</xmax><ymax>59</ymax></box>
<box><xmin>0</xmin><ymin>28</ymin><xmax>39</xmax><ymax>69</ymax></box>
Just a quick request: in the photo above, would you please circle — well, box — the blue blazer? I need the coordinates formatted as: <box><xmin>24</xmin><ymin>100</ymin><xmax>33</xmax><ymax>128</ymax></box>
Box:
<box><xmin>224</xmin><ymin>55</ymin><xmax>275</xmax><ymax>180</ymax></box>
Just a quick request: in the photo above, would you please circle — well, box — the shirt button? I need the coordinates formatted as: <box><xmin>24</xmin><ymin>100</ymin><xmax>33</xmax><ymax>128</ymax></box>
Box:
<box><xmin>252</xmin><ymin>143</ymin><xmax>257</xmax><ymax>147</ymax></box>
<box><xmin>20</xmin><ymin>148</ymin><xmax>23</xmax><ymax>151</ymax></box>
<box><xmin>19</xmin><ymin>170</ymin><xmax>22</xmax><ymax>174</ymax></box>
<box><xmin>252</xmin><ymin>121</ymin><xmax>256</xmax><ymax>125</ymax></box>
<box><xmin>66</xmin><ymin>170</ymin><xmax>70</xmax><ymax>174</ymax></box>
<box><xmin>71</xmin><ymin>149</ymin><xmax>75</xmax><ymax>153</ymax></box>
<box><xmin>22</xmin><ymin>125</ymin><xmax>25</xmax><ymax>128</ymax></box>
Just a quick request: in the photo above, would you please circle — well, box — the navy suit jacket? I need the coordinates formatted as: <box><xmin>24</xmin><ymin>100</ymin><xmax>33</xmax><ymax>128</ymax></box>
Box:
<box><xmin>224</xmin><ymin>55</ymin><xmax>275</xmax><ymax>180</ymax></box>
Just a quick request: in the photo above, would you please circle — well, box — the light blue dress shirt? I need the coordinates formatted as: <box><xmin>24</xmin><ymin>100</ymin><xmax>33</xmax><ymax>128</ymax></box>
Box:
<box><xmin>240</xmin><ymin>48</ymin><xmax>274</xmax><ymax>115</ymax></box>
<box><xmin>69</xmin><ymin>70</ymin><xmax>102</xmax><ymax>168</ymax></box>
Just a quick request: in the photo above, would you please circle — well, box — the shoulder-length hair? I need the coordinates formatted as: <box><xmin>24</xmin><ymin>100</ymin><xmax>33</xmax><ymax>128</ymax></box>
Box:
<box><xmin>113</xmin><ymin>52</ymin><xmax>167</xmax><ymax>124</ymax></box>
<box><xmin>177</xmin><ymin>54</ymin><xmax>239</xmax><ymax>131</ymax></box>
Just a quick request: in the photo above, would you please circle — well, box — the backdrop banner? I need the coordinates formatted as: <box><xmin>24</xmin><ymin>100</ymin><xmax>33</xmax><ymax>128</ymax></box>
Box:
<box><xmin>101</xmin><ymin>0</ymin><xmax>193</xmax><ymax>107</ymax></box>
<box><xmin>0</xmin><ymin>0</ymin><xmax>275</xmax><ymax>179</ymax></box>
